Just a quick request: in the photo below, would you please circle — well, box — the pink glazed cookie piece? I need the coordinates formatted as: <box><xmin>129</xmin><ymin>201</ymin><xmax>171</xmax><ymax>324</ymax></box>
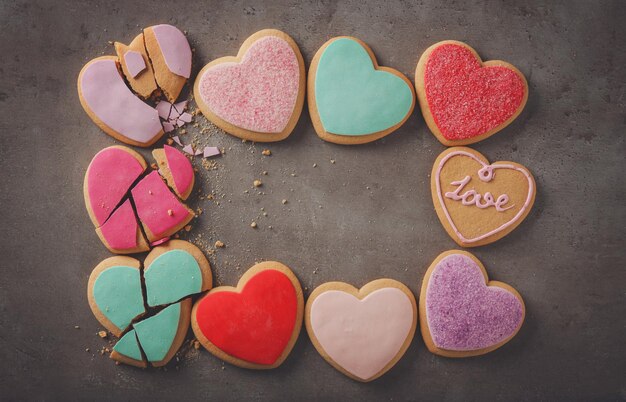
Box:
<box><xmin>78</xmin><ymin>56</ymin><xmax>164</xmax><ymax>147</ymax></box>
<box><xmin>84</xmin><ymin>146</ymin><xmax>147</xmax><ymax>227</ymax></box>
<box><xmin>152</xmin><ymin>145</ymin><xmax>194</xmax><ymax>200</ymax></box>
<box><xmin>144</xmin><ymin>25</ymin><xmax>192</xmax><ymax>102</ymax></box>
<box><xmin>194</xmin><ymin>29</ymin><xmax>306</xmax><ymax>142</ymax></box>
<box><xmin>420</xmin><ymin>251</ymin><xmax>525</xmax><ymax>357</ymax></box>
<box><xmin>96</xmin><ymin>199</ymin><xmax>149</xmax><ymax>254</ymax></box>
<box><xmin>131</xmin><ymin>170</ymin><xmax>194</xmax><ymax>242</ymax></box>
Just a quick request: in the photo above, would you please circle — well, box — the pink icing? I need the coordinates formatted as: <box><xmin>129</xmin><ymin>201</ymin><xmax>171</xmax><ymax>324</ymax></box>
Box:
<box><xmin>198</xmin><ymin>36</ymin><xmax>300</xmax><ymax>133</ymax></box>
<box><xmin>151</xmin><ymin>24</ymin><xmax>191</xmax><ymax>78</ymax></box>
<box><xmin>87</xmin><ymin>147</ymin><xmax>145</xmax><ymax>225</ymax></box>
<box><xmin>131</xmin><ymin>171</ymin><xmax>190</xmax><ymax>239</ymax></box>
<box><xmin>164</xmin><ymin>145</ymin><xmax>193</xmax><ymax>196</ymax></box>
<box><xmin>310</xmin><ymin>288</ymin><xmax>414</xmax><ymax>380</ymax></box>
<box><xmin>99</xmin><ymin>199</ymin><xmax>138</xmax><ymax>250</ymax></box>
<box><xmin>203</xmin><ymin>147</ymin><xmax>220</xmax><ymax>158</ymax></box>
<box><xmin>425</xmin><ymin>253</ymin><xmax>524</xmax><ymax>351</ymax></box>
<box><xmin>124</xmin><ymin>50</ymin><xmax>146</xmax><ymax>78</ymax></box>
<box><xmin>435</xmin><ymin>150</ymin><xmax>534</xmax><ymax>243</ymax></box>
<box><xmin>156</xmin><ymin>101</ymin><xmax>172</xmax><ymax>119</ymax></box>
<box><xmin>182</xmin><ymin>145</ymin><xmax>194</xmax><ymax>155</ymax></box>
<box><xmin>149</xmin><ymin>237</ymin><xmax>170</xmax><ymax>247</ymax></box>
<box><xmin>80</xmin><ymin>58</ymin><xmax>162</xmax><ymax>143</ymax></box>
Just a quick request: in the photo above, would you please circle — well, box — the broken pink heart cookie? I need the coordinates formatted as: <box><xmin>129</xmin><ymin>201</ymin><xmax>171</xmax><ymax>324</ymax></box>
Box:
<box><xmin>79</xmin><ymin>24</ymin><xmax>192</xmax><ymax>146</ymax></box>
<box><xmin>78</xmin><ymin>56</ymin><xmax>164</xmax><ymax>147</ymax></box>
<box><xmin>88</xmin><ymin>240</ymin><xmax>211</xmax><ymax>367</ymax></box>
<box><xmin>420</xmin><ymin>250</ymin><xmax>525</xmax><ymax>357</ymax></box>
<box><xmin>305</xmin><ymin>279</ymin><xmax>417</xmax><ymax>382</ymax></box>
<box><xmin>194</xmin><ymin>29</ymin><xmax>306</xmax><ymax>142</ymax></box>
<box><xmin>84</xmin><ymin>145</ymin><xmax>194</xmax><ymax>253</ymax></box>
<box><xmin>431</xmin><ymin>147</ymin><xmax>536</xmax><ymax>247</ymax></box>
<box><xmin>415</xmin><ymin>40</ymin><xmax>528</xmax><ymax>146</ymax></box>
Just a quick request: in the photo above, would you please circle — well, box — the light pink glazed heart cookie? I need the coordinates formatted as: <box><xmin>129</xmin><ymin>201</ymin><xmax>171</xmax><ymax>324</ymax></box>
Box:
<box><xmin>194</xmin><ymin>29</ymin><xmax>306</xmax><ymax>142</ymax></box>
<box><xmin>431</xmin><ymin>147</ymin><xmax>536</xmax><ymax>247</ymax></box>
<box><xmin>420</xmin><ymin>250</ymin><xmax>525</xmax><ymax>357</ymax></box>
<box><xmin>305</xmin><ymin>279</ymin><xmax>417</xmax><ymax>382</ymax></box>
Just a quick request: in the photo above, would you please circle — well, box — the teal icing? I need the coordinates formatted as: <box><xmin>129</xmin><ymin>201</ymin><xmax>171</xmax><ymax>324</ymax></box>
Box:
<box><xmin>113</xmin><ymin>329</ymin><xmax>143</xmax><ymax>361</ymax></box>
<box><xmin>314</xmin><ymin>38</ymin><xmax>413</xmax><ymax>136</ymax></box>
<box><xmin>144</xmin><ymin>250</ymin><xmax>202</xmax><ymax>307</ymax></box>
<box><xmin>93</xmin><ymin>266</ymin><xmax>145</xmax><ymax>331</ymax></box>
<box><xmin>134</xmin><ymin>302</ymin><xmax>181</xmax><ymax>362</ymax></box>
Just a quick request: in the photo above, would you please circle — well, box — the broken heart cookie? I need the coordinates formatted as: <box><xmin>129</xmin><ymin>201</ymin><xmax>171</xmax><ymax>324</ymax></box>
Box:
<box><xmin>191</xmin><ymin>261</ymin><xmax>304</xmax><ymax>369</ymax></box>
<box><xmin>194</xmin><ymin>29</ymin><xmax>306</xmax><ymax>142</ymax></box>
<box><xmin>305</xmin><ymin>279</ymin><xmax>416</xmax><ymax>382</ymax></box>
<box><xmin>420</xmin><ymin>250</ymin><xmax>525</xmax><ymax>357</ymax></box>
<box><xmin>415</xmin><ymin>40</ymin><xmax>528</xmax><ymax>146</ymax></box>
<box><xmin>308</xmin><ymin>36</ymin><xmax>415</xmax><ymax>145</ymax></box>
<box><xmin>431</xmin><ymin>147</ymin><xmax>535</xmax><ymax>247</ymax></box>
<box><xmin>84</xmin><ymin>145</ymin><xmax>194</xmax><ymax>253</ymax></box>
<box><xmin>152</xmin><ymin>145</ymin><xmax>195</xmax><ymax>200</ymax></box>
<box><xmin>78</xmin><ymin>24</ymin><xmax>192</xmax><ymax>146</ymax></box>
<box><xmin>88</xmin><ymin>240</ymin><xmax>212</xmax><ymax>367</ymax></box>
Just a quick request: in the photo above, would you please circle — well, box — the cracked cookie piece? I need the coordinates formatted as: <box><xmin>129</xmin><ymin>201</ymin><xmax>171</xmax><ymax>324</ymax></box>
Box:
<box><xmin>115</xmin><ymin>33</ymin><xmax>158</xmax><ymax>99</ymax></box>
<box><xmin>87</xmin><ymin>241</ymin><xmax>212</xmax><ymax>368</ymax></box>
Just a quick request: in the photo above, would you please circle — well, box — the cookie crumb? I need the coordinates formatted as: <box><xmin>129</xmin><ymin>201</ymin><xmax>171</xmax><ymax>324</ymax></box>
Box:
<box><xmin>85</xmin><ymin>348</ymin><xmax>90</xmax><ymax>352</ymax></box>
<box><xmin>262</xmin><ymin>149</ymin><xmax>271</xmax><ymax>156</ymax></box>
<box><xmin>330</xmin><ymin>159</ymin><xmax>336</xmax><ymax>164</ymax></box>
<box><xmin>193</xmin><ymin>340</ymin><xmax>201</xmax><ymax>350</ymax></box>
<box><xmin>262</xmin><ymin>171</ymin><xmax>268</xmax><ymax>175</ymax></box>
<box><xmin>149</xmin><ymin>190</ymin><xmax>153</xmax><ymax>195</ymax></box>
<box><xmin>250</xmin><ymin>222</ymin><xmax>258</xmax><ymax>228</ymax></box>
<box><xmin>74</xmin><ymin>325</ymin><xmax>80</xmax><ymax>329</ymax></box>
<box><xmin>281</xmin><ymin>199</ymin><xmax>288</xmax><ymax>205</ymax></box>
<box><xmin>313</xmin><ymin>163</ymin><xmax>317</xmax><ymax>168</ymax></box>
<box><xmin>253</xmin><ymin>179</ymin><xmax>262</xmax><ymax>187</ymax></box>
<box><xmin>215</xmin><ymin>240</ymin><xmax>225</xmax><ymax>248</ymax></box>
<box><xmin>166</xmin><ymin>138</ymin><xmax>174</xmax><ymax>145</ymax></box>
<box><xmin>167</xmin><ymin>209</ymin><xmax>173</xmax><ymax>216</ymax></box>
<box><xmin>184</xmin><ymin>225</ymin><xmax>192</xmax><ymax>232</ymax></box>
<box><xmin>98</xmin><ymin>331</ymin><xmax>108</xmax><ymax>339</ymax></box>
<box><xmin>151</xmin><ymin>163</ymin><xmax>158</xmax><ymax>170</ymax></box>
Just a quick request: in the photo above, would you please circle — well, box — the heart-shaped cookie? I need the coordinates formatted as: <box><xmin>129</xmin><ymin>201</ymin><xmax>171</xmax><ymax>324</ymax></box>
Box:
<box><xmin>308</xmin><ymin>36</ymin><xmax>415</xmax><ymax>145</ymax></box>
<box><xmin>194</xmin><ymin>29</ymin><xmax>305</xmax><ymax>142</ymax></box>
<box><xmin>431</xmin><ymin>147</ymin><xmax>536</xmax><ymax>247</ymax></box>
<box><xmin>305</xmin><ymin>279</ymin><xmax>417</xmax><ymax>382</ymax></box>
<box><xmin>79</xmin><ymin>24</ymin><xmax>191</xmax><ymax>146</ymax></box>
<box><xmin>420</xmin><ymin>251</ymin><xmax>525</xmax><ymax>357</ymax></box>
<box><xmin>191</xmin><ymin>261</ymin><xmax>304</xmax><ymax>369</ymax></box>
<box><xmin>88</xmin><ymin>240</ymin><xmax>212</xmax><ymax>367</ymax></box>
<box><xmin>84</xmin><ymin>145</ymin><xmax>195</xmax><ymax>253</ymax></box>
<box><xmin>415</xmin><ymin>40</ymin><xmax>528</xmax><ymax>146</ymax></box>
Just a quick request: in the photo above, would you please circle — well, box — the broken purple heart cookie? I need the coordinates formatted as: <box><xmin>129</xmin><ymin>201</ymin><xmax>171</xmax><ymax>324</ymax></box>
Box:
<box><xmin>78</xmin><ymin>24</ymin><xmax>192</xmax><ymax>147</ymax></box>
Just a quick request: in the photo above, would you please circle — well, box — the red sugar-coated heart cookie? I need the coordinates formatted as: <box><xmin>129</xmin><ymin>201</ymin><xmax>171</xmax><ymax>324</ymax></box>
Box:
<box><xmin>191</xmin><ymin>262</ymin><xmax>304</xmax><ymax>369</ymax></box>
<box><xmin>415</xmin><ymin>40</ymin><xmax>528</xmax><ymax>146</ymax></box>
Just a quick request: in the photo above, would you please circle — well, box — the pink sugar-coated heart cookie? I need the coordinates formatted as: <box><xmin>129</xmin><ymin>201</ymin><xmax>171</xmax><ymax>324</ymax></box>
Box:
<box><xmin>78</xmin><ymin>56</ymin><xmax>164</xmax><ymax>147</ymax></box>
<box><xmin>305</xmin><ymin>280</ymin><xmax>417</xmax><ymax>382</ymax></box>
<box><xmin>415</xmin><ymin>41</ymin><xmax>528</xmax><ymax>146</ymax></box>
<box><xmin>194</xmin><ymin>29</ymin><xmax>306</xmax><ymax>142</ymax></box>
<box><xmin>420</xmin><ymin>251</ymin><xmax>525</xmax><ymax>357</ymax></box>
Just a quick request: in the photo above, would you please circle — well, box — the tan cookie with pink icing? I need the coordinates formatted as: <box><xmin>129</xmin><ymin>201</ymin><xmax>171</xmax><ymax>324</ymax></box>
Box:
<box><xmin>78</xmin><ymin>24</ymin><xmax>192</xmax><ymax>147</ymax></box>
<box><xmin>431</xmin><ymin>147</ymin><xmax>536</xmax><ymax>247</ymax></box>
<box><xmin>84</xmin><ymin>145</ymin><xmax>195</xmax><ymax>254</ymax></box>
<box><xmin>305</xmin><ymin>279</ymin><xmax>417</xmax><ymax>382</ymax></box>
<box><xmin>193</xmin><ymin>29</ymin><xmax>306</xmax><ymax>142</ymax></box>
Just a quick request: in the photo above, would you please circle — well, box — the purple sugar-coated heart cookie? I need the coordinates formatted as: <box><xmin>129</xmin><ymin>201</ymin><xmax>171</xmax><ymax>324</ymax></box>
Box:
<box><xmin>424</xmin><ymin>253</ymin><xmax>524</xmax><ymax>352</ymax></box>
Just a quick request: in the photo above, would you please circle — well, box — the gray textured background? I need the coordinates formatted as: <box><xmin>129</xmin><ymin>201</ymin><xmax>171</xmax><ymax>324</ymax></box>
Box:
<box><xmin>1</xmin><ymin>0</ymin><xmax>624</xmax><ymax>400</ymax></box>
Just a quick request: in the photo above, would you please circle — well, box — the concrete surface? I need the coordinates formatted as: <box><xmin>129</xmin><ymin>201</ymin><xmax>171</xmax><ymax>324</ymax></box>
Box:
<box><xmin>0</xmin><ymin>0</ymin><xmax>624</xmax><ymax>400</ymax></box>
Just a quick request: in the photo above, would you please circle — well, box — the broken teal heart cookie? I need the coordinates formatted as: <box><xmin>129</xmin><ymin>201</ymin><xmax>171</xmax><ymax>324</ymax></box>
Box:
<box><xmin>309</xmin><ymin>36</ymin><xmax>415</xmax><ymax>144</ymax></box>
<box><xmin>88</xmin><ymin>240</ymin><xmax>212</xmax><ymax>367</ymax></box>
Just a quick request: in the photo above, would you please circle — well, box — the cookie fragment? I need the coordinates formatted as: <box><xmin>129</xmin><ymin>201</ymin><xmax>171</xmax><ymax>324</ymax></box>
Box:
<box><xmin>114</xmin><ymin>33</ymin><xmax>158</xmax><ymax>99</ymax></box>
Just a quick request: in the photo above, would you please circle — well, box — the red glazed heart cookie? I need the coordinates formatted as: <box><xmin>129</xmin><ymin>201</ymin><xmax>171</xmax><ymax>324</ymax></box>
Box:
<box><xmin>415</xmin><ymin>40</ymin><xmax>528</xmax><ymax>146</ymax></box>
<box><xmin>194</xmin><ymin>29</ymin><xmax>306</xmax><ymax>142</ymax></box>
<box><xmin>420</xmin><ymin>250</ymin><xmax>525</xmax><ymax>357</ymax></box>
<box><xmin>431</xmin><ymin>147</ymin><xmax>535</xmax><ymax>247</ymax></box>
<box><xmin>191</xmin><ymin>261</ymin><xmax>304</xmax><ymax>369</ymax></box>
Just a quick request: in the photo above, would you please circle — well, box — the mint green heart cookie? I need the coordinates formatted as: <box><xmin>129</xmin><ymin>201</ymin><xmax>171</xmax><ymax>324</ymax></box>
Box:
<box><xmin>314</xmin><ymin>37</ymin><xmax>414</xmax><ymax>136</ymax></box>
